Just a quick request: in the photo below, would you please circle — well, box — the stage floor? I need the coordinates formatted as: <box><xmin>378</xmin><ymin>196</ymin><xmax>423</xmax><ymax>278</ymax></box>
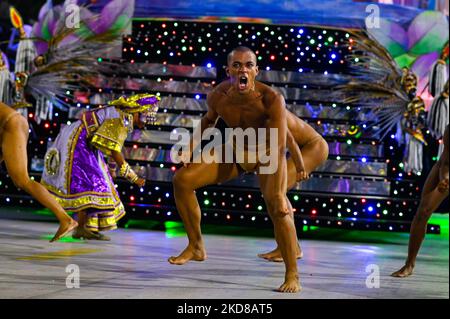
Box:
<box><xmin>0</xmin><ymin>209</ymin><xmax>448</xmax><ymax>299</ymax></box>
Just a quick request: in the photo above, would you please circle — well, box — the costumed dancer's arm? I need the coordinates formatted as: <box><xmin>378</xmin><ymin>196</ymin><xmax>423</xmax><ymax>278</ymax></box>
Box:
<box><xmin>110</xmin><ymin>150</ymin><xmax>146</xmax><ymax>187</ymax></box>
<box><xmin>286</xmin><ymin>129</ymin><xmax>308</xmax><ymax>181</ymax></box>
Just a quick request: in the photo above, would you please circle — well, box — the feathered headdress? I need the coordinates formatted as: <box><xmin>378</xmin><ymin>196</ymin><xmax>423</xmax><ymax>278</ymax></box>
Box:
<box><xmin>109</xmin><ymin>94</ymin><xmax>161</xmax><ymax>124</ymax></box>
<box><xmin>10</xmin><ymin>0</ymin><xmax>135</xmax><ymax>111</ymax></box>
<box><xmin>338</xmin><ymin>30</ymin><xmax>428</xmax><ymax>174</ymax></box>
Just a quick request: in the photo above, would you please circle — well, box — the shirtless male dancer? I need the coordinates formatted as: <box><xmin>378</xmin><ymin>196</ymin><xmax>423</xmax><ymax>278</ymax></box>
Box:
<box><xmin>0</xmin><ymin>102</ymin><xmax>77</xmax><ymax>241</ymax></box>
<box><xmin>169</xmin><ymin>46</ymin><xmax>301</xmax><ymax>292</ymax></box>
<box><xmin>392</xmin><ymin>124</ymin><xmax>449</xmax><ymax>277</ymax></box>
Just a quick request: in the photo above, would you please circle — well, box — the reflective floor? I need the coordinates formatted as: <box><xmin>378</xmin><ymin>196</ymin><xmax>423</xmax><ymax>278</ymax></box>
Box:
<box><xmin>0</xmin><ymin>208</ymin><xmax>448</xmax><ymax>299</ymax></box>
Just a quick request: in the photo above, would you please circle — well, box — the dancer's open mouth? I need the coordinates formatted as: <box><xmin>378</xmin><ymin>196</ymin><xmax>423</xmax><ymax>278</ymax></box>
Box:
<box><xmin>239</xmin><ymin>76</ymin><xmax>248</xmax><ymax>90</ymax></box>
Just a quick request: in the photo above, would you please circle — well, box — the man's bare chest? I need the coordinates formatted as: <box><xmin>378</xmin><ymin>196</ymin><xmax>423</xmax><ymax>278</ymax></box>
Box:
<box><xmin>215</xmin><ymin>98</ymin><xmax>267</xmax><ymax>128</ymax></box>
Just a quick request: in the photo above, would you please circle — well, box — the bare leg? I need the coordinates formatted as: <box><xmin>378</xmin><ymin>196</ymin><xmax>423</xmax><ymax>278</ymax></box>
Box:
<box><xmin>258</xmin><ymin>158</ymin><xmax>302</xmax><ymax>262</ymax></box>
<box><xmin>392</xmin><ymin>163</ymin><xmax>449</xmax><ymax>277</ymax></box>
<box><xmin>259</xmin><ymin>172</ymin><xmax>301</xmax><ymax>293</ymax></box>
<box><xmin>169</xmin><ymin>161</ymin><xmax>241</xmax><ymax>265</ymax></box>
<box><xmin>258</xmin><ymin>138</ymin><xmax>328</xmax><ymax>262</ymax></box>
<box><xmin>258</xmin><ymin>194</ymin><xmax>303</xmax><ymax>262</ymax></box>
<box><xmin>2</xmin><ymin>115</ymin><xmax>77</xmax><ymax>242</ymax></box>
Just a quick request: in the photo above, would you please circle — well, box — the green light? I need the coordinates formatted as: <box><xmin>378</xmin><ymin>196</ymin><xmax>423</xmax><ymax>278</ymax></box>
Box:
<box><xmin>270</xmin><ymin>31</ymin><xmax>275</xmax><ymax>35</ymax></box>
<box><xmin>258</xmin><ymin>205</ymin><xmax>263</xmax><ymax>211</ymax></box>
<box><xmin>174</xmin><ymin>22</ymin><xmax>178</xmax><ymax>27</ymax></box>
<box><xmin>345</xmin><ymin>33</ymin><xmax>350</xmax><ymax>38</ymax></box>
<box><xmin>294</xmin><ymin>195</ymin><xmax>299</xmax><ymax>201</ymax></box>
<box><xmin>432</xmin><ymin>156</ymin><xmax>438</xmax><ymax>161</ymax></box>
<box><xmin>238</xmin><ymin>25</ymin><xmax>242</xmax><ymax>29</ymax></box>
<box><xmin>41</xmin><ymin>235</ymin><xmax>84</xmax><ymax>243</ymax></box>
<box><xmin>346</xmin><ymin>139</ymin><xmax>352</xmax><ymax>145</ymax></box>
<box><xmin>383</xmin><ymin>210</ymin><xmax>388</xmax><ymax>215</ymax></box>
<box><xmin>302</xmin><ymin>225</ymin><xmax>308</xmax><ymax>232</ymax></box>
<box><xmin>328</xmin><ymin>36</ymin><xmax>333</xmax><ymax>42</ymax></box>
<box><xmin>337</xmin><ymin>213</ymin><xmax>342</xmax><ymax>217</ymax></box>
<box><xmin>165</xmin><ymin>221</ymin><xmax>184</xmax><ymax>229</ymax></box>
<box><xmin>257</xmin><ymin>32</ymin><xmax>261</xmax><ymax>36</ymax></box>
<box><xmin>429</xmin><ymin>214</ymin><xmax>449</xmax><ymax>238</ymax></box>
<box><xmin>182</xmin><ymin>46</ymin><xmax>187</xmax><ymax>51</ymax></box>
<box><xmin>399</xmin><ymin>163</ymin><xmax>404</xmax><ymax>168</ymax></box>
<box><xmin>125</xmin><ymin>219</ymin><xmax>160</xmax><ymax>230</ymax></box>
<box><xmin>34</xmin><ymin>209</ymin><xmax>57</xmax><ymax>216</ymax></box>
<box><xmin>309</xmin><ymin>39</ymin><xmax>315</xmax><ymax>44</ymax></box>
<box><xmin>354</xmin><ymin>58</ymin><xmax>359</xmax><ymax>62</ymax></box>
<box><xmin>201</xmin><ymin>46</ymin><xmax>206</xmax><ymax>51</ymax></box>
<box><xmin>258</xmin><ymin>56</ymin><xmax>262</xmax><ymax>60</ymax></box>
<box><xmin>324</xmin><ymin>42</ymin><xmax>329</xmax><ymax>46</ymax></box>
<box><xmin>264</xmin><ymin>27</ymin><xmax>269</xmax><ymax>31</ymax></box>
<box><xmin>336</xmin><ymin>156</ymin><xmax>341</xmax><ymax>160</ymax></box>
<box><xmin>97</xmin><ymin>58</ymin><xmax>103</xmax><ymax>62</ymax></box>
<box><xmin>204</xmin><ymin>199</ymin><xmax>210</xmax><ymax>205</ymax></box>
<box><xmin>164</xmin><ymin>221</ymin><xmax>186</xmax><ymax>238</ymax></box>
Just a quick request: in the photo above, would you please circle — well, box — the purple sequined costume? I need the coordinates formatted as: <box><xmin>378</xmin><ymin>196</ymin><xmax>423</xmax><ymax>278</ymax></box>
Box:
<box><xmin>41</xmin><ymin>106</ymin><xmax>131</xmax><ymax>232</ymax></box>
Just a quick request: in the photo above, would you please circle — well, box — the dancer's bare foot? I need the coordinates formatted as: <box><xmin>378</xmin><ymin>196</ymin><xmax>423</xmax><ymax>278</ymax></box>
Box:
<box><xmin>72</xmin><ymin>226</ymin><xmax>102</xmax><ymax>240</ymax></box>
<box><xmin>168</xmin><ymin>245</ymin><xmax>207</xmax><ymax>265</ymax></box>
<box><xmin>258</xmin><ymin>246</ymin><xmax>303</xmax><ymax>262</ymax></box>
<box><xmin>50</xmin><ymin>218</ymin><xmax>78</xmax><ymax>242</ymax></box>
<box><xmin>92</xmin><ymin>232</ymin><xmax>111</xmax><ymax>241</ymax></box>
<box><xmin>391</xmin><ymin>264</ymin><xmax>414</xmax><ymax>278</ymax></box>
<box><xmin>277</xmin><ymin>274</ymin><xmax>301</xmax><ymax>293</ymax></box>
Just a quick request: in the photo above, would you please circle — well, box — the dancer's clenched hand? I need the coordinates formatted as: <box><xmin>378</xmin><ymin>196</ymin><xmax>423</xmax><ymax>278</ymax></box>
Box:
<box><xmin>296</xmin><ymin>170</ymin><xmax>309</xmax><ymax>181</ymax></box>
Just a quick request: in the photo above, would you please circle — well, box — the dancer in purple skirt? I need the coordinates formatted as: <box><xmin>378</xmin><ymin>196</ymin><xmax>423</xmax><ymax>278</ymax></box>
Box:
<box><xmin>41</xmin><ymin>94</ymin><xmax>160</xmax><ymax>240</ymax></box>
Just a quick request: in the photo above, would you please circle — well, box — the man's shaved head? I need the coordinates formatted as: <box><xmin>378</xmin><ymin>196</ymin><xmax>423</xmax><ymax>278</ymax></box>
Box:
<box><xmin>227</xmin><ymin>46</ymin><xmax>257</xmax><ymax>65</ymax></box>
